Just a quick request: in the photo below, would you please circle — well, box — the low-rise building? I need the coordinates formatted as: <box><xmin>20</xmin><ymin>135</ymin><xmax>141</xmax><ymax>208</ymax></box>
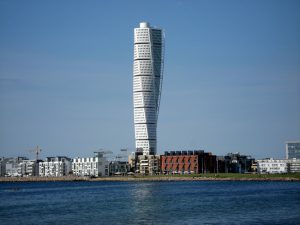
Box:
<box><xmin>0</xmin><ymin>157</ymin><xmax>8</xmax><ymax>176</ymax></box>
<box><xmin>257</xmin><ymin>158</ymin><xmax>300</xmax><ymax>174</ymax></box>
<box><xmin>109</xmin><ymin>161</ymin><xmax>129</xmax><ymax>176</ymax></box>
<box><xmin>251</xmin><ymin>161</ymin><xmax>258</xmax><ymax>173</ymax></box>
<box><xmin>287</xmin><ymin>158</ymin><xmax>300</xmax><ymax>173</ymax></box>
<box><xmin>128</xmin><ymin>151</ymin><xmax>144</xmax><ymax>173</ymax></box>
<box><xmin>128</xmin><ymin>152</ymin><xmax>137</xmax><ymax>172</ymax></box>
<box><xmin>72</xmin><ymin>152</ymin><xmax>109</xmax><ymax>177</ymax></box>
<box><xmin>39</xmin><ymin>156</ymin><xmax>72</xmax><ymax>177</ymax></box>
<box><xmin>161</xmin><ymin>150</ymin><xmax>217</xmax><ymax>174</ymax></box>
<box><xmin>5</xmin><ymin>157</ymin><xmax>28</xmax><ymax>177</ymax></box>
<box><xmin>257</xmin><ymin>158</ymin><xmax>287</xmax><ymax>174</ymax></box>
<box><xmin>0</xmin><ymin>157</ymin><xmax>41</xmax><ymax>177</ymax></box>
<box><xmin>19</xmin><ymin>160</ymin><xmax>41</xmax><ymax>176</ymax></box>
<box><xmin>224</xmin><ymin>153</ymin><xmax>255</xmax><ymax>173</ymax></box>
<box><xmin>137</xmin><ymin>155</ymin><xmax>160</xmax><ymax>175</ymax></box>
<box><xmin>216</xmin><ymin>156</ymin><xmax>226</xmax><ymax>173</ymax></box>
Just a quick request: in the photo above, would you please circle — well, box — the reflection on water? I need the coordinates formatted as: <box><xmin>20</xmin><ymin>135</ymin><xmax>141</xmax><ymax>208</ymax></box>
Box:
<box><xmin>129</xmin><ymin>182</ymin><xmax>161</xmax><ymax>223</ymax></box>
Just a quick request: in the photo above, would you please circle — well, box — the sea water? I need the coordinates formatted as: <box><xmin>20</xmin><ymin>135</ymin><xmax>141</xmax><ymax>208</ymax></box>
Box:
<box><xmin>0</xmin><ymin>181</ymin><xmax>299</xmax><ymax>225</ymax></box>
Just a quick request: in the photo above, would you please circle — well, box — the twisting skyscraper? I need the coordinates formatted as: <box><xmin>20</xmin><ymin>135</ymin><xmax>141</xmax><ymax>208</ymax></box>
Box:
<box><xmin>133</xmin><ymin>22</ymin><xmax>164</xmax><ymax>155</ymax></box>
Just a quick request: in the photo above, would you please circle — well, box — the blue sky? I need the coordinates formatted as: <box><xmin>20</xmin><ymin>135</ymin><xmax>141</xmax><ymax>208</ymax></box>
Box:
<box><xmin>0</xmin><ymin>0</ymin><xmax>299</xmax><ymax>159</ymax></box>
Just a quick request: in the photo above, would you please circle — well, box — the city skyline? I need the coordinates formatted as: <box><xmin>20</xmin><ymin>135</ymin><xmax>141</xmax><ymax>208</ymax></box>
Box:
<box><xmin>0</xmin><ymin>1</ymin><xmax>299</xmax><ymax>159</ymax></box>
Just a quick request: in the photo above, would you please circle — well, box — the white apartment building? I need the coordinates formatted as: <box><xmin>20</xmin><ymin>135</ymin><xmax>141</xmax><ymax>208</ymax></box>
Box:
<box><xmin>39</xmin><ymin>156</ymin><xmax>72</xmax><ymax>177</ymax></box>
<box><xmin>257</xmin><ymin>158</ymin><xmax>287</xmax><ymax>174</ymax></box>
<box><xmin>287</xmin><ymin>158</ymin><xmax>300</xmax><ymax>173</ymax></box>
<box><xmin>133</xmin><ymin>22</ymin><xmax>165</xmax><ymax>155</ymax></box>
<box><xmin>257</xmin><ymin>158</ymin><xmax>300</xmax><ymax>174</ymax></box>
<box><xmin>5</xmin><ymin>157</ymin><xmax>28</xmax><ymax>177</ymax></box>
<box><xmin>72</xmin><ymin>152</ymin><xmax>109</xmax><ymax>177</ymax></box>
<box><xmin>19</xmin><ymin>160</ymin><xmax>39</xmax><ymax>176</ymax></box>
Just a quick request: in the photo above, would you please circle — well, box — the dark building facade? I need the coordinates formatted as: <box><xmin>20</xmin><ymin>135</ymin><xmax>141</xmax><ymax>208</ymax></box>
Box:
<box><xmin>160</xmin><ymin>150</ymin><xmax>217</xmax><ymax>174</ymax></box>
<box><xmin>222</xmin><ymin>153</ymin><xmax>255</xmax><ymax>173</ymax></box>
<box><xmin>109</xmin><ymin>161</ymin><xmax>129</xmax><ymax>176</ymax></box>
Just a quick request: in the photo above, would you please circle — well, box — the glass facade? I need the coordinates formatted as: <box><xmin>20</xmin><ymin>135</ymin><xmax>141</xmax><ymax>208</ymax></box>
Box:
<box><xmin>286</xmin><ymin>142</ymin><xmax>300</xmax><ymax>159</ymax></box>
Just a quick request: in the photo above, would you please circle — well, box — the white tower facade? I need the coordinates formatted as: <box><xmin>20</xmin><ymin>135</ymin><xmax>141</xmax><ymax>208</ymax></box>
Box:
<box><xmin>133</xmin><ymin>22</ymin><xmax>164</xmax><ymax>155</ymax></box>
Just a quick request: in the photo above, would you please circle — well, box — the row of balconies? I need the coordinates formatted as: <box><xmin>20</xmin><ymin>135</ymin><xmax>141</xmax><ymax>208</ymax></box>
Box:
<box><xmin>162</xmin><ymin>162</ymin><xmax>198</xmax><ymax>166</ymax></box>
<box><xmin>162</xmin><ymin>166</ymin><xmax>197</xmax><ymax>170</ymax></box>
<box><xmin>162</xmin><ymin>159</ymin><xmax>197</xmax><ymax>163</ymax></box>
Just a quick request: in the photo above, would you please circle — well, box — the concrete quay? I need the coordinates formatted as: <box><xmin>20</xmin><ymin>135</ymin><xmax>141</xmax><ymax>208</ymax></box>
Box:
<box><xmin>0</xmin><ymin>174</ymin><xmax>299</xmax><ymax>182</ymax></box>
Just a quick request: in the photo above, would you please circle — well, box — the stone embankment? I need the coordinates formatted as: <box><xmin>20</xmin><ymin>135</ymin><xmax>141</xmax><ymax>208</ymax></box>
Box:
<box><xmin>0</xmin><ymin>176</ymin><xmax>89</xmax><ymax>182</ymax></box>
<box><xmin>0</xmin><ymin>175</ymin><xmax>299</xmax><ymax>182</ymax></box>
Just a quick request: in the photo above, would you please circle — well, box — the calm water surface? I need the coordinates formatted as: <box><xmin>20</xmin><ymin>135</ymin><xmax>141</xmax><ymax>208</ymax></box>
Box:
<box><xmin>0</xmin><ymin>181</ymin><xmax>299</xmax><ymax>225</ymax></box>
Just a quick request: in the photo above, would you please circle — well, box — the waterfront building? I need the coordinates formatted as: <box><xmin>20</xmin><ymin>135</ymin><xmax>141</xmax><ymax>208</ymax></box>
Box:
<box><xmin>39</xmin><ymin>156</ymin><xmax>71</xmax><ymax>177</ymax></box>
<box><xmin>161</xmin><ymin>150</ymin><xmax>217</xmax><ymax>174</ymax></box>
<box><xmin>5</xmin><ymin>157</ymin><xmax>28</xmax><ymax>177</ymax></box>
<box><xmin>257</xmin><ymin>158</ymin><xmax>300</xmax><ymax>174</ymax></box>
<box><xmin>128</xmin><ymin>151</ymin><xmax>144</xmax><ymax>173</ymax></box>
<box><xmin>109</xmin><ymin>161</ymin><xmax>129</xmax><ymax>176</ymax></box>
<box><xmin>19</xmin><ymin>160</ymin><xmax>41</xmax><ymax>176</ymax></box>
<box><xmin>0</xmin><ymin>157</ymin><xmax>41</xmax><ymax>177</ymax></box>
<box><xmin>128</xmin><ymin>152</ymin><xmax>136</xmax><ymax>172</ymax></box>
<box><xmin>133</xmin><ymin>22</ymin><xmax>165</xmax><ymax>155</ymax></box>
<box><xmin>137</xmin><ymin>154</ymin><xmax>160</xmax><ymax>175</ymax></box>
<box><xmin>251</xmin><ymin>161</ymin><xmax>258</xmax><ymax>173</ymax></box>
<box><xmin>257</xmin><ymin>158</ymin><xmax>287</xmax><ymax>174</ymax></box>
<box><xmin>0</xmin><ymin>158</ymin><xmax>2</xmax><ymax>176</ymax></box>
<box><xmin>224</xmin><ymin>153</ymin><xmax>255</xmax><ymax>173</ymax></box>
<box><xmin>72</xmin><ymin>152</ymin><xmax>109</xmax><ymax>177</ymax></box>
<box><xmin>287</xmin><ymin>158</ymin><xmax>300</xmax><ymax>173</ymax></box>
<box><xmin>216</xmin><ymin>156</ymin><xmax>226</xmax><ymax>173</ymax></box>
<box><xmin>0</xmin><ymin>157</ymin><xmax>8</xmax><ymax>176</ymax></box>
<box><xmin>286</xmin><ymin>141</ymin><xmax>300</xmax><ymax>159</ymax></box>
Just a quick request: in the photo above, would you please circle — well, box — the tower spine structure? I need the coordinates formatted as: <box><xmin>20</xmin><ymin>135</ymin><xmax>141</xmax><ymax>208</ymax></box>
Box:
<box><xmin>133</xmin><ymin>22</ymin><xmax>164</xmax><ymax>155</ymax></box>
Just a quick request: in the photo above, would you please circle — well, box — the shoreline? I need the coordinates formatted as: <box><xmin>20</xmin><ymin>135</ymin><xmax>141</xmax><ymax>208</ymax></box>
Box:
<box><xmin>0</xmin><ymin>175</ymin><xmax>299</xmax><ymax>183</ymax></box>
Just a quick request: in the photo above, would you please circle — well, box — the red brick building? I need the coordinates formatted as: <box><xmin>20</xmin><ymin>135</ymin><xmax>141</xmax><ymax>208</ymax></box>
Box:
<box><xmin>160</xmin><ymin>150</ymin><xmax>217</xmax><ymax>174</ymax></box>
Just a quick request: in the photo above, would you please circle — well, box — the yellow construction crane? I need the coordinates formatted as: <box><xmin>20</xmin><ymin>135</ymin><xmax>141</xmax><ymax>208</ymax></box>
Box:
<box><xmin>29</xmin><ymin>146</ymin><xmax>42</xmax><ymax>160</ymax></box>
